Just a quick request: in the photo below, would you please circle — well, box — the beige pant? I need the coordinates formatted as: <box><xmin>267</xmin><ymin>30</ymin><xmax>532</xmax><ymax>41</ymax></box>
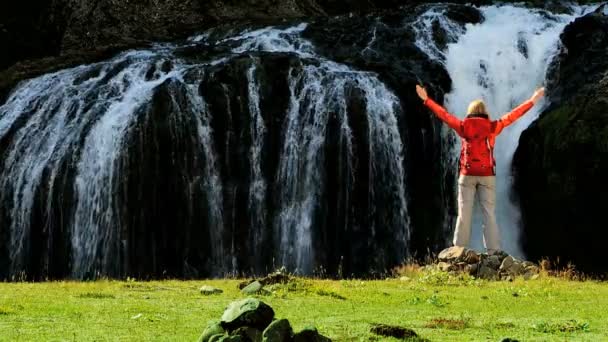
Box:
<box><xmin>453</xmin><ymin>175</ymin><xmax>500</xmax><ymax>251</ymax></box>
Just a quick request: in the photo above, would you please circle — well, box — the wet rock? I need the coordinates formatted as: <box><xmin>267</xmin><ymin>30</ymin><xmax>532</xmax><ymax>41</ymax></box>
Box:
<box><xmin>221</xmin><ymin>298</ymin><xmax>275</xmax><ymax>332</ymax></box>
<box><xmin>262</xmin><ymin>319</ymin><xmax>293</xmax><ymax>342</ymax></box>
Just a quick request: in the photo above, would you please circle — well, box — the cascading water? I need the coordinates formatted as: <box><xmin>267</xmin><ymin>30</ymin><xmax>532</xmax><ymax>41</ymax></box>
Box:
<box><xmin>0</xmin><ymin>22</ymin><xmax>410</xmax><ymax>278</ymax></box>
<box><xmin>414</xmin><ymin>4</ymin><xmax>593</xmax><ymax>256</ymax></box>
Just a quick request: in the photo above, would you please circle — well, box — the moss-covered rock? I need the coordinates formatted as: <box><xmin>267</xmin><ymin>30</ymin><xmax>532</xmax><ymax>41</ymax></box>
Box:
<box><xmin>199</xmin><ymin>321</ymin><xmax>226</xmax><ymax>342</ymax></box>
<box><xmin>221</xmin><ymin>298</ymin><xmax>275</xmax><ymax>332</ymax></box>
<box><xmin>262</xmin><ymin>319</ymin><xmax>293</xmax><ymax>342</ymax></box>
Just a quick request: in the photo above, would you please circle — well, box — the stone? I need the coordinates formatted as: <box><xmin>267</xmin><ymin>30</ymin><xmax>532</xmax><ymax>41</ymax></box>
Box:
<box><xmin>199</xmin><ymin>321</ymin><xmax>226</xmax><ymax>342</ymax></box>
<box><xmin>238</xmin><ymin>280</ymin><xmax>254</xmax><ymax>290</ymax></box>
<box><xmin>463</xmin><ymin>249</ymin><xmax>480</xmax><ymax>264</ymax></box>
<box><xmin>233</xmin><ymin>327</ymin><xmax>263</xmax><ymax>342</ymax></box>
<box><xmin>522</xmin><ymin>261</ymin><xmax>536</xmax><ymax>268</ymax></box>
<box><xmin>370</xmin><ymin>323</ymin><xmax>418</xmax><ymax>339</ymax></box>
<box><xmin>500</xmin><ymin>257</ymin><xmax>525</xmax><ymax>276</ymax></box>
<box><xmin>200</xmin><ymin>286</ymin><xmax>224</xmax><ymax>295</ymax></box>
<box><xmin>464</xmin><ymin>263</ymin><xmax>478</xmax><ymax>276</ymax></box>
<box><xmin>220</xmin><ymin>298</ymin><xmax>275</xmax><ymax>332</ymax></box>
<box><xmin>483</xmin><ymin>255</ymin><xmax>502</xmax><ymax>270</ymax></box>
<box><xmin>478</xmin><ymin>265</ymin><xmax>499</xmax><ymax>280</ymax></box>
<box><xmin>241</xmin><ymin>281</ymin><xmax>266</xmax><ymax>295</ymax></box>
<box><xmin>262</xmin><ymin>319</ymin><xmax>293</xmax><ymax>342</ymax></box>
<box><xmin>488</xmin><ymin>250</ymin><xmax>509</xmax><ymax>261</ymax></box>
<box><xmin>293</xmin><ymin>326</ymin><xmax>332</xmax><ymax>342</ymax></box>
<box><xmin>438</xmin><ymin>246</ymin><xmax>467</xmax><ymax>262</ymax></box>
<box><xmin>437</xmin><ymin>262</ymin><xmax>454</xmax><ymax>272</ymax></box>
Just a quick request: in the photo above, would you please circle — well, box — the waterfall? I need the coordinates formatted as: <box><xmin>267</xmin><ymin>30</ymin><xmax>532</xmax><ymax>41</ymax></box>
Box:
<box><xmin>0</xmin><ymin>22</ymin><xmax>410</xmax><ymax>278</ymax></box>
<box><xmin>414</xmin><ymin>4</ymin><xmax>593</xmax><ymax>256</ymax></box>
<box><xmin>228</xmin><ymin>24</ymin><xmax>409</xmax><ymax>274</ymax></box>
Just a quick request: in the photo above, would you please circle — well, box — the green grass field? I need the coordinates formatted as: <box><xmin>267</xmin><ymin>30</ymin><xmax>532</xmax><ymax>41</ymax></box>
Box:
<box><xmin>1</xmin><ymin>269</ymin><xmax>607</xmax><ymax>341</ymax></box>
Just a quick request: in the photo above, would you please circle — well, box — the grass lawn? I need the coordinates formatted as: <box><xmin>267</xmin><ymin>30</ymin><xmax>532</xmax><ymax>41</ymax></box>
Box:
<box><xmin>1</xmin><ymin>270</ymin><xmax>607</xmax><ymax>341</ymax></box>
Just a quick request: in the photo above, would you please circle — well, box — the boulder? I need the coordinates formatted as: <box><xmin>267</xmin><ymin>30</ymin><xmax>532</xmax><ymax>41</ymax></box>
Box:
<box><xmin>262</xmin><ymin>319</ymin><xmax>293</xmax><ymax>342</ymax></box>
<box><xmin>221</xmin><ymin>298</ymin><xmax>275</xmax><ymax>332</ymax></box>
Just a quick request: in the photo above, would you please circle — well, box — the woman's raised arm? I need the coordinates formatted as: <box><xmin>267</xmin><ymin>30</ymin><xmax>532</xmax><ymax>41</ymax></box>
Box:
<box><xmin>494</xmin><ymin>87</ymin><xmax>545</xmax><ymax>135</ymax></box>
<box><xmin>416</xmin><ymin>85</ymin><xmax>463</xmax><ymax>134</ymax></box>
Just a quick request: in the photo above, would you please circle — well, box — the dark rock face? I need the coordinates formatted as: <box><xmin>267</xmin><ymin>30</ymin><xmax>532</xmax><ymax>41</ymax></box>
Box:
<box><xmin>513</xmin><ymin>8</ymin><xmax>608</xmax><ymax>275</ymax></box>
<box><xmin>0</xmin><ymin>0</ymin><xmax>410</xmax><ymax>74</ymax></box>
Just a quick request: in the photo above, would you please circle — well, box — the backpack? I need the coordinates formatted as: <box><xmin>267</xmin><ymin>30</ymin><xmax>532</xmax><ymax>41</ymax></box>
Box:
<box><xmin>459</xmin><ymin>117</ymin><xmax>496</xmax><ymax>176</ymax></box>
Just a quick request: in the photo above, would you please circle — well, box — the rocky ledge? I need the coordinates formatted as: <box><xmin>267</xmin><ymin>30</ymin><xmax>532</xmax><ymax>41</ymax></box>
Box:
<box><xmin>434</xmin><ymin>246</ymin><xmax>540</xmax><ymax>281</ymax></box>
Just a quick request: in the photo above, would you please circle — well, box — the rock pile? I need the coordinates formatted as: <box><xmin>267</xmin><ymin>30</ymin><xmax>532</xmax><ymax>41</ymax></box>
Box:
<box><xmin>199</xmin><ymin>298</ymin><xmax>332</xmax><ymax>342</ymax></box>
<box><xmin>435</xmin><ymin>247</ymin><xmax>540</xmax><ymax>280</ymax></box>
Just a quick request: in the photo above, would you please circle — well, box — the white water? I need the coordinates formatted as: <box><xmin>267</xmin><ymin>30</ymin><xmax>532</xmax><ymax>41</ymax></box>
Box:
<box><xmin>0</xmin><ymin>23</ymin><xmax>410</xmax><ymax>277</ymax></box>
<box><xmin>414</xmin><ymin>4</ymin><xmax>593</xmax><ymax>256</ymax></box>
<box><xmin>231</xmin><ymin>24</ymin><xmax>409</xmax><ymax>273</ymax></box>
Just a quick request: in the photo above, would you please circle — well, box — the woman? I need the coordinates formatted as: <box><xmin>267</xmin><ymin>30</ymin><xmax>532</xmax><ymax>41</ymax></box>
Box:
<box><xmin>415</xmin><ymin>85</ymin><xmax>545</xmax><ymax>252</ymax></box>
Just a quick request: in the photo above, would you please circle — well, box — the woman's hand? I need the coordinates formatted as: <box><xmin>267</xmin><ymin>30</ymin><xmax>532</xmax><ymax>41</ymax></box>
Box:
<box><xmin>416</xmin><ymin>84</ymin><xmax>428</xmax><ymax>102</ymax></box>
<box><xmin>530</xmin><ymin>87</ymin><xmax>545</xmax><ymax>104</ymax></box>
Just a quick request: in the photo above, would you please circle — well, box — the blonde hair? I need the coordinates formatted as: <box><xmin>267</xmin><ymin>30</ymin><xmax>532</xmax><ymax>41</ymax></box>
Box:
<box><xmin>467</xmin><ymin>99</ymin><xmax>489</xmax><ymax>116</ymax></box>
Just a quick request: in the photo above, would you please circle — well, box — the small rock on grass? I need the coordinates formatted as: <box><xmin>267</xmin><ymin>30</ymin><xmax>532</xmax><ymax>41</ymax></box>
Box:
<box><xmin>370</xmin><ymin>323</ymin><xmax>418</xmax><ymax>339</ymax></box>
<box><xmin>200</xmin><ymin>286</ymin><xmax>224</xmax><ymax>295</ymax></box>
<box><xmin>241</xmin><ymin>281</ymin><xmax>270</xmax><ymax>295</ymax></box>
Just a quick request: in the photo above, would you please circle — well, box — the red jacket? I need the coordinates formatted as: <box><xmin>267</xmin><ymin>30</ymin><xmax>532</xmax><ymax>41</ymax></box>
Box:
<box><xmin>424</xmin><ymin>98</ymin><xmax>534</xmax><ymax>176</ymax></box>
